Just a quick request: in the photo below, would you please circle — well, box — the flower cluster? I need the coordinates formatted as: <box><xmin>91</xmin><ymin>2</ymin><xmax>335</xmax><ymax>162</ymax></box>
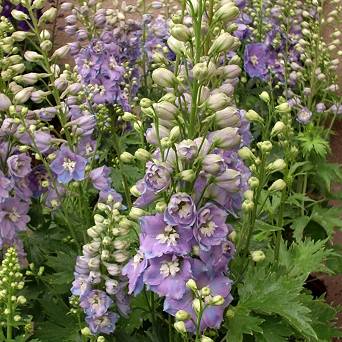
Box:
<box><xmin>71</xmin><ymin>195</ymin><xmax>136</xmax><ymax>335</ymax></box>
<box><xmin>121</xmin><ymin>0</ymin><xmax>251</xmax><ymax>335</ymax></box>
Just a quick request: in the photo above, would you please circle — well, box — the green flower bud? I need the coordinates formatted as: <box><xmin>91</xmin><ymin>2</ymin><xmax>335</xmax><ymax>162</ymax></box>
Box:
<box><xmin>11</xmin><ymin>9</ymin><xmax>28</xmax><ymax>20</ymax></box>
<box><xmin>169</xmin><ymin>126</ymin><xmax>181</xmax><ymax>142</ymax></box>
<box><xmin>226</xmin><ymin>309</ymin><xmax>235</xmax><ymax>319</ymax></box>
<box><xmin>259</xmin><ymin>91</ymin><xmax>270</xmax><ymax>103</ymax></box>
<box><xmin>245</xmin><ymin>109</ymin><xmax>264</xmax><ymax>123</ymax></box>
<box><xmin>257</xmin><ymin>141</ymin><xmax>272</xmax><ymax>152</ymax></box>
<box><xmin>211</xmin><ymin>295</ymin><xmax>224</xmax><ymax>306</ymax></box>
<box><xmin>238</xmin><ymin>146</ymin><xmax>255</xmax><ymax>161</ymax></box>
<box><xmin>242</xmin><ymin>199</ymin><xmax>254</xmax><ymax>211</ymax></box>
<box><xmin>271</xmin><ymin>121</ymin><xmax>286</xmax><ymax>136</ymax></box>
<box><xmin>171</xmin><ymin>24</ymin><xmax>191</xmax><ymax>42</ymax></box>
<box><xmin>201</xmin><ymin>287</ymin><xmax>211</xmax><ymax>297</ymax></box>
<box><xmin>120</xmin><ymin>152</ymin><xmax>135</xmax><ymax>163</ymax></box>
<box><xmin>152</xmin><ymin>68</ymin><xmax>178</xmax><ymax>88</ymax></box>
<box><xmin>192</xmin><ymin>298</ymin><xmax>201</xmax><ymax>313</ymax></box>
<box><xmin>209</xmin><ymin>32</ymin><xmax>235</xmax><ymax>55</ymax></box>
<box><xmin>51</xmin><ymin>45</ymin><xmax>70</xmax><ymax>59</ymax></box>
<box><xmin>129</xmin><ymin>207</ymin><xmax>146</xmax><ymax>220</ymax></box>
<box><xmin>24</xmin><ymin>51</ymin><xmax>44</xmax><ymax>62</ymax></box>
<box><xmin>134</xmin><ymin>148</ymin><xmax>150</xmax><ymax>161</ymax></box>
<box><xmin>155</xmin><ymin>201</ymin><xmax>167</xmax><ymax>213</ymax></box>
<box><xmin>32</xmin><ymin>0</ymin><xmax>45</xmax><ymax>9</ymax></box>
<box><xmin>167</xmin><ymin>36</ymin><xmax>186</xmax><ymax>56</ymax></box>
<box><xmin>122</xmin><ymin>112</ymin><xmax>136</xmax><ymax>121</ymax></box>
<box><xmin>248</xmin><ymin>177</ymin><xmax>259</xmax><ymax>189</ymax></box>
<box><xmin>130</xmin><ymin>185</ymin><xmax>141</xmax><ymax>197</ymax></box>
<box><xmin>214</xmin><ymin>4</ymin><xmax>239</xmax><ymax>22</ymax></box>
<box><xmin>40</xmin><ymin>40</ymin><xmax>52</xmax><ymax>52</ymax></box>
<box><xmin>186</xmin><ymin>279</ymin><xmax>197</xmax><ymax>291</ymax></box>
<box><xmin>192</xmin><ymin>62</ymin><xmax>209</xmax><ymax>81</ymax></box>
<box><xmin>275</xmin><ymin>102</ymin><xmax>291</xmax><ymax>113</ymax></box>
<box><xmin>140</xmin><ymin>98</ymin><xmax>153</xmax><ymax>108</ymax></box>
<box><xmin>39</xmin><ymin>7</ymin><xmax>57</xmax><ymax>23</ymax></box>
<box><xmin>228</xmin><ymin>230</ymin><xmax>237</xmax><ymax>242</ymax></box>
<box><xmin>81</xmin><ymin>327</ymin><xmax>92</xmax><ymax>336</ymax></box>
<box><xmin>266</xmin><ymin>159</ymin><xmax>286</xmax><ymax>173</ymax></box>
<box><xmin>175</xmin><ymin>310</ymin><xmax>191</xmax><ymax>321</ymax></box>
<box><xmin>174</xmin><ymin>321</ymin><xmax>187</xmax><ymax>333</ymax></box>
<box><xmin>179</xmin><ymin>169</ymin><xmax>196</xmax><ymax>182</ymax></box>
<box><xmin>201</xmin><ymin>336</ymin><xmax>214</xmax><ymax>342</ymax></box>
<box><xmin>251</xmin><ymin>250</ymin><xmax>266</xmax><ymax>262</ymax></box>
<box><xmin>269</xmin><ymin>179</ymin><xmax>286</xmax><ymax>192</ymax></box>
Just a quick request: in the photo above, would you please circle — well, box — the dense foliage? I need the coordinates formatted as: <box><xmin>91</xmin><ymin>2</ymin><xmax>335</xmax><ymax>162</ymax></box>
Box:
<box><xmin>0</xmin><ymin>0</ymin><xmax>341</xmax><ymax>341</ymax></box>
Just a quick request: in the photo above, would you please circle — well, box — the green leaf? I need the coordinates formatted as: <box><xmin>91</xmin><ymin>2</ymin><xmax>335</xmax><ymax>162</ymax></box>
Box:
<box><xmin>314</xmin><ymin>162</ymin><xmax>342</xmax><ymax>193</ymax></box>
<box><xmin>254</xmin><ymin>220</ymin><xmax>283</xmax><ymax>241</ymax></box>
<box><xmin>298</xmin><ymin>132</ymin><xmax>330</xmax><ymax>158</ymax></box>
<box><xmin>225</xmin><ymin>306</ymin><xmax>264</xmax><ymax>342</ymax></box>
<box><xmin>255</xmin><ymin>318</ymin><xmax>293</xmax><ymax>342</ymax></box>
<box><xmin>311</xmin><ymin>206</ymin><xmax>342</xmax><ymax>238</ymax></box>
<box><xmin>237</xmin><ymin>266</ymin><xmax>317</xmax><ymax>339</ymax></box>
<box><xmin>291</xmin><ymin>215</ymin><xmax>311</xmax><ymax>242</ymax></box>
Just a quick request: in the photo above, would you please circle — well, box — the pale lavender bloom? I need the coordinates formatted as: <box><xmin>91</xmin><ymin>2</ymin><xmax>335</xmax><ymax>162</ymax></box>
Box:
<box><xmin>33</xmin><ymin>131</ymin><xmax>52</xmax><ymax>153</ymax></box>
<box><xmin>7</xmin><ymin>153</ymin><xmax>32</xmax><ymax>178</ymax></box>
<box><xmin>194</xmin><ymin>204</ymin><xmax>229</xmax><ymax>251</ymax></box>
<box><xmin>134</xmin><ymin>179</ymin><xmax>156</xmax><ymax>208</ymax></box>
<box><xmin>0</xmin><ymin>197</ymin><xmax>30</xmax><ymax>240</ymax></box>
<box><xmin>90</xmin><ymin>166</ymin><xmax>111</xmax><ymax>191</ymax></box>
<box><xmin>80</xmin><ymin>290</ymin><xmax>113</xmax><ymax>317</ymax></box>
<box><xmin>164</xmin><ymin>193</ymin><xmax>197</xmax><ymax>227</ymax></box>
<box><xmin>85</xmin><ymin>312</ymin><xmax>119</xmax><ymax>334</ymax></box>
<box><xmin>71</xmin><ymin>275</ymin><xmax>91</xmax><ymax>297</ymax></box>
<box><xmin>99</xmin><ymin>188</ymin><xmax>123</xmax><ymax>205</ymax></box>
<box><xmin>177</xmin><ymin>140</ymin><xmax>198</xmax><ymax>160</ymax></box>
<box><xmin>143</xmin><ymin>255</ymin><xmax>192</xmax><ymax>300</ymax></box>
<box><xmin>140</xmin><ymin>214</ymin><xmax>193</xmax><ymax>259</ymax></box>
<box><xmin>0</xmin><ymin>171</ymin><xmax>12</xmax><ymax>199</ymax></box>
<box><xmin>296</xmin><ymin>107</ymin><xmax>312</xmax><ymax>124</ymax></box>
<box><xmin>122</xmin><ymin>250</ymin><xmax>148</xmax><ymax>296</ymax></box>
<box><xmin>316</xmin><ymin>103</ymin><xmax>326</xmax><ymax>113</ymax></box>
<box><xmin>329</xmin><ymin>104</ymin><xmax>342</xmax><ymax>115</ymax></box>
<box><xmin>144</xmin><ymin>161</ymin><xmax>172</xmax><ymax>192</ymax></box>
<box><xmin>50</xmin><ymin>145</ymin><xmax>87</xmax><ymax>184</ymax></box>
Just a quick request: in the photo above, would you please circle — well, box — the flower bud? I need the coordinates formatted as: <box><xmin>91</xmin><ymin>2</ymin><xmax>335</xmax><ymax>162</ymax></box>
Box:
<box><xmin>81</xmin><ymin>327</ymin><xmax>92</xmax><ymax>336</ymax></box>
<box><xmin>267</xmin><ymin>159</ymin><xmax>286</xmax><ymax>173</ymax></box>
<box><xmin>32</xmin><ymin>0</ymin><xmax>45</xmax><ymax>9</ymax></box>
<box><xmin>211</xmin><ymin>127</ymin><xmax>241</xmax><ymax>149</ymax></box>
<box><xmin>214</xmin><ymin>4</ymin><xmax>239</xmax><ymax>22</ymax></box>
<box><xmin>24</xmin><ymin>51</ymin><xmax>44</xmax><ymax>62</ymax></box>
<box><xmin>209</xmin><ymin>32</ymin><xmax>235</xmax><ymax>55</ymax></box>
<box><xmin>251</xmin><ymin>250</ymin><xmax>265</xmax><ymax>262</ymax></box>
<box><xmin>214</xmin><ymin>106</ymin><xmax>240</xmax><ymax>128</ymax></box>
<box><xmin>152</xmin><ymin>68</ymin><xmax>178</xmax><ymax>88</ymax></box>
<box><xmin>192</xmin><ymin>298</ymin><xmax>201</xmax><ymax>313</ymax></box>
<box><xmin>175</xmin><ymin>310</ymin><xmax>191</xmax><ymax>321</ymax></box>
<box><xmin>244</xmin><ymin>190</ymin><xmax>254</xmax><ymax>201</ymax></box>
<box><xmin>238</xmin><ymin>146</ymin><xmax>255</xmax><ymax>161</ymax></box>
<box><xmin>14</xmin><ymin>87</ymin><xmax>34</xmax><ymax>104</ymax></box>
<box><xmin>179</xmin><ymin>169</ymin><xmax>196</xmax><ymax>182</ymax></box>
<box><xmin>174</xmin><ymin>321</ymin><xmax>187</xmax><ymax>333</ymax></box>
<box><xmin>51</xmin><ymin>45</ymin><xmax>70</xmax><ymax>59</ymax></box>
<box><xmin>11</xmin><ymin>10</ymin><xmax>28</xmax><ymax>20</ymax></box>
<box><xmin>242</xmin><ymin>199</ymin><xmax>254</xmax><ymax>211</ymax></box>
<box><xmin>0</xmin><ymin>93</ymin><xmax>12</xmax><ymax>111</ymax></box>
<box><xmin>17</xmin><ymin>296</ymin><xmax>26</xmax><ymax>304</ymax></box>
<box><xmin>201</xmin><ymin>336</ymin><xmax>214</xmax><ymax>342</ymax></box>
<box><xmin>202</xmin><ymin>154</ymin><xmax>225</xmax><ymax>175</ymax></box>
<box><xmin>245</xmin><ymin>110</ymin><xmax>264</xmax><ymax>123</ymax></box>
<box><xmin>248</xmin><ymin>177</ymin><xmax>259</xmax><ymax>189</ymax></box>
<box><xmin>275</xmin><ymin>102</ymin><xmax>291</xmax><ymax>113</ymax></box>
<box><xmin>130</xmin><ymin>185</ymin><xmax>142</xmax><ymax>197</ymax></box>
<box><xmin>40</xmin><ymin>40</ymin><xmax>52</xmax><ymax>52</ymax></box>
<box><xmin>120</xmin><ymin>152</ymin><xmax>134</xmax><ymax>163</ymax></box>
<box><xmin>201</xmin><ymin>287</ymin><xmax>211</xmax><ymax>297</ymax></box>
<box><xmin>153</xmin><ymin>101</ymin><xmax>178</xmax><ymax>121</ymax></box>
<box><xmin>271</xmin><ymin>121</ymin><xmax>286</xmax><ymax>136</ymax></box>
<box><xmin>226</xmin><ymin>309</ymin><xmax>235</xmax><ymax>319</ymax></box>
<box><xmin>186</xmin><ymin>279</ymin><xmax>197</xmax><ymax>291</ymax></box>
<box><xmin>211</xmin><ymin>295</ymin><xmax>224</xmax><ymax>305</ymax></box>
<box><xmin>122</xmin><ymin>112</ymin><xmax>136</xmax><ymax>121</ymax></box>
<box><xmin>228</xmin><ymin>230</ymin><xmax>237</xmax><ymax>242</ymax></box>
<box><xmin>39</xmin><ymin>7</ymin><xmax>57</xmax><ymax>23</ymax></box>
<box><xmin>206</xmin><ymin>92</ymin><xmax>230</xmax><ymax>111</ymax></box>
<box><xmin>171</xmin><ymin>24</ymin><xmax>191</xmax><ymax>42</ymax></box>
<box><xmin>192</xmin><ymin>62</ymin><xmax>209</xmax><ymax>81</ymax></box>
<box><xmin>140</xmin><ymin>98</ymin><xmax>153</xmax><ymax>108</ymax></box>
<box><xmin>169</xmin><ymin>126</ymin><xmax>181</xmax><ymax>142</ymax></box>
<box><xmin>259</xmin><ymin>91</ymin><xmax>270</xmax><ymax>103</ymax></box>
<box><xmin>12</xmin><ymin>31</ymin><xmax>31</xmax><ymax>41</ymax></box>
<box><xmin>168</xmin><ymin>36</ymin><xmax>186</xmax><ymax>56</ymax></box>
<box><xmin>134</xmin><ymin>148</ymin><xmax>150</xmax><ymax>161</ymax></box>
<box><xmin>129</xmin><ymin>207</ymin><xmax>145</xmax><ymax>220</ymax></box>
<box><xmin>257</xmin><ymin>141</ymin><xmax>272</xmax><ymax>152</ymax></box>
<box><xmin>269</xmin><ymin>179</ymin><xmax>286</xmax><ymax>192</ymax></box>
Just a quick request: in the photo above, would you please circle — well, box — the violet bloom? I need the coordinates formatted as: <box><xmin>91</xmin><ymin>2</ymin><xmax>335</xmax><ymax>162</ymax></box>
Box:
<box><xmin>7</xmin><ymin>153</ymin><xmax>32</xmax><ymax>178</ymax></box>
<box><xmin>194</xmin><ymin>204</ymin><xmax>229</xmax><ymax>251</ymax></box>
<box><xmin>0</xmin><ymin>171</ymin><xmax>12</xmax><ymax>199</ymax></box>
<box><xmin>71</xmin><ymin>275</ymin><xmax>91</xmax><ymax>297</ymax></box>
<box><xmin>143</xmin><ymin>255</ymin><xmax>192</xmax><ymax>300</ymax></box>
<box><xmin>144</xmin><ymin>160</ymin><xmax>172</xmax><ymax>192</ymax></box>
<box><xmin>27</xmin><ymin>165</ymin><xmax>49</xmax><ymax>198</ymax></box>
<box><xmin>86</xmin><ymin>312</ymin><xmax>119</xmax><ymax>334</ymax></box>
<box><xmin>0</xmin><ymin>197</ymin><xmax>30</xmax><ymax>240</ymax></box>
<box><xmin>99</xmin><ymin>188</ymin><xmax>123</xmax><ymax>205</ymax></box>
<box><xmin>164</xmin><ymin>193</ymin><xmax>197</xmax><ymax>227</ymax></box>
<box><xmin>244</xmin><ymin>43</ymin><xmax>269</xmax><ymax>79</ymax></box>
<box><xmin>122</xmin><ymin>250</ymin><xmax>148</xmax><ymax>296</ymax></box>
<box><xmin>140</xmin><ymin>214</ymin><xmax>193</xmax><ymax>259</ymax></box>
<box><xmin>90</xmin><ymin>166</ymin><xmax>111</xmax><ymax>191</ymax></box>
<box><xmin>80</xmin><ymin>290</ymin><xmax>113</xmax><ymax>317</ymax></box>
<box><xmin>50</xmin><ymin>145</ymin><xmax>87</xmax><ymax>184</ymax></box>
<box><xmin>296</xmin><ymin>107</ymin><xmax>312</xmax><ymax>124</ymax></box>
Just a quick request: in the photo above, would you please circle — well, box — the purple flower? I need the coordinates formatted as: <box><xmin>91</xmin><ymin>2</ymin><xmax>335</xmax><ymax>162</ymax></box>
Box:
<box><xmin>27</xmin><ymin>165</ymin><xmax>49</xmax><ymax>198</ymax></box>
<box><xmin>90</xmin><ymin>166</ymin><xmax>111</xmax><ymax>191</ymax></box>
<box><xmin>80</xmin><ymin>290</ymin><xmax>113</xmax><ymax>317</ymax></box>
<box><xmin>144</xmin><ymin>161</ymin><xmax>172</xmax><ymax>192</ymax></box>
<box><xmin>164</xmin><ymin>193</ymin><xmax>197</xmax><ymax>227</ymax></box>
<box><xmin>194</xmin><ymin>204</ymin><xmax>229</xmax><ymax>251</ymax></box>
<box><xmin>7</xmin><ymin>153</ymin><xmax>32</xmax><ymax>178</ymax></box>
<box><xmin>244</xmin><ymin>43</ymin><xmax>269</xmax><ymax>79</ymax></box>
<box><xmin>296</xmin><ymin>107</ymin><xmax>312</xmax><ymax>124</ymax></box>
<box><xmin>122</xmin><ymin>250</ymin><xmax>148</xmax><ymax>296</ymax></box>
<box><xmin>0</xmin><ymin>197</ymin><xmax>30</xmax><ymax>240</ymax></box>
<box><xmin>99</xmin><ymin>188</ymin><xmax>123</xmax><ymax>205</ymax></box>
<box><xmin>85</xmin><ymin>312</ymin><xmax>119</xmax><ymax>334</ymax></box>
<box><xmin>140</xmin><ymin>214</ymin><xmax>193</xmax><ymax>259</ymax></box>
<box><xmin>71</xmin><ymin>275</ymin><xmax>91</xmax><ymax>297</ymax></box>
<box><xmin>50</xmin><ymin>145</ymin><xmax>87</xmax><ymax>184</ymax></box>
<box><xmin>143</xmin><ymin>255</ymin><xmax>192</xmax><ymax>300</ymax></box>
<box><xmin>0</xmin><ymin>171</ymin><xmax>12</xmax><ymax>199</ymax></box>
